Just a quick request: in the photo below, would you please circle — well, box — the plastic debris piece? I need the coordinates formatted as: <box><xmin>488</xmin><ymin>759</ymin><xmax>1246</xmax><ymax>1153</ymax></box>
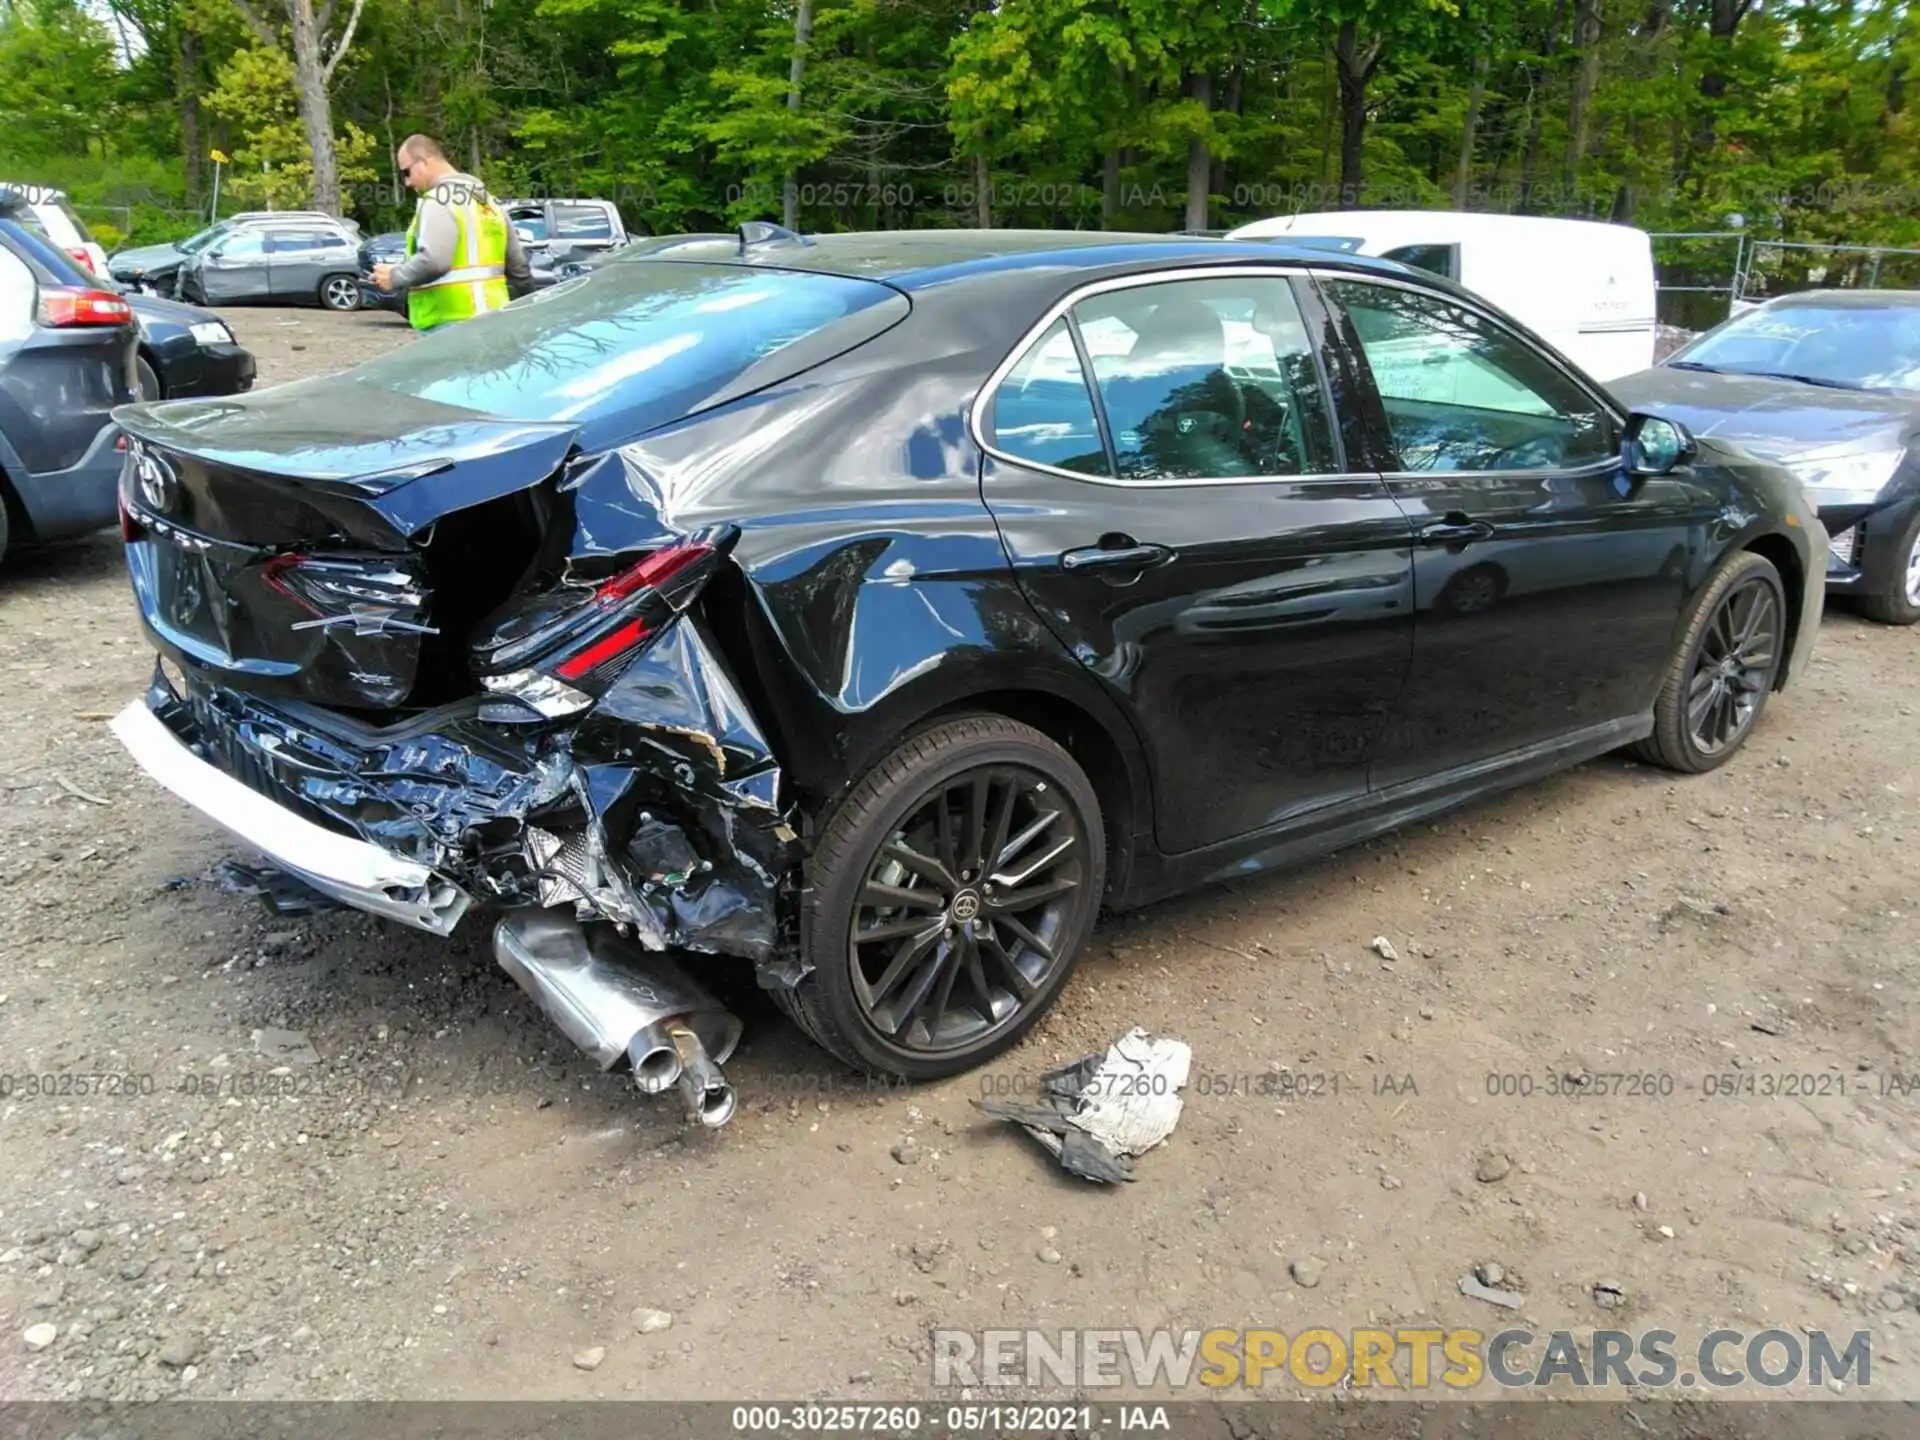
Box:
<box><xmin>212</xmin><ymin>859</ymin><xmax>345</xmax><ymax>917</ymax></box>
<box><xmin>975</xmin><ymin>1027</ymin><xmax>1191</xmax><ymax>1184</ymax></box>
<box><xmin>1458</xmin><ymin>1273</ymin><xmax>1527</xmax><ymax>1310</ymax></box>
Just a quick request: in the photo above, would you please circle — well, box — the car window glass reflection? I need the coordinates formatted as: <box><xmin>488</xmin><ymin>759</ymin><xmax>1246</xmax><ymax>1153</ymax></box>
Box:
<box><xmin>1070</xmin><ymin>277</ymin><xmax>1338</xmax><ymax>481</ymax></box>
<box><xmin>987</xmin><ymin>318</ymin><xmax>1111</xmax><ymax>477</ymax></box>
<box><xmin>1329</xmin><ymin>279</ymin><xmax>1614</xmax><ymax>474</ymax></box>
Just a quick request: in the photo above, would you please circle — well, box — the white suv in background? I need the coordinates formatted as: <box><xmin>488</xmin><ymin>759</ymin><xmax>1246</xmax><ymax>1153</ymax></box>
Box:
<box><xmin>0</xmin><ymin>183</ymin><xmax>108</xmax><ymax>275</ymax></box>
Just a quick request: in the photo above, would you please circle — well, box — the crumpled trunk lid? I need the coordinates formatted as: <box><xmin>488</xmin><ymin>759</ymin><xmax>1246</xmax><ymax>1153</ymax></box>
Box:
<box><xmin>116</xmin><ymin>381</ymin><xmax>580</xmax><ymax>711</ymax></box>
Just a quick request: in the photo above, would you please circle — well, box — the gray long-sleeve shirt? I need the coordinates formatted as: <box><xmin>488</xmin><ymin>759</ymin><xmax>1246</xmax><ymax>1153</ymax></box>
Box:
<box><xmin>389</xmin><ymin>173</ymin><xmax>532</xmax><ymax>291</ymax></box>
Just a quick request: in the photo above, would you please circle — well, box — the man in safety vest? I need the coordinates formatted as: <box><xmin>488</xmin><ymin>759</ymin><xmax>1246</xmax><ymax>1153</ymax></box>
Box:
<box><xmin>371</xmin><ymin>133</ymin><xmax>531</xmax><ymax>331</ymax></box>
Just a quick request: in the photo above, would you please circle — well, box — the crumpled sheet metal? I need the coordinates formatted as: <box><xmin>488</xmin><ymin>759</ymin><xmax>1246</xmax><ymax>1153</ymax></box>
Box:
<box><xmin>573</xmin><ymin>615</ymin><xmax>799</xmax><ymax>972</ymax></box>
<box><xmin>976</xmin><ymin>1028</ymin><xmax>1192</xmax><ymax>1183</ymax></box>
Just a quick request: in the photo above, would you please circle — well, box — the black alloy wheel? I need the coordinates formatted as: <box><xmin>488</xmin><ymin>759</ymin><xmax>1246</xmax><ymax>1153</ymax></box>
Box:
<box><xmin>1632</xmin><ymin>549</ymin><xmax>1785</xmax><ymax>773</ymax></box>
<box><xmin>780</xmin><ymin>715</ymin><xmax>1106</xmax><ymax>1080</ymax></box>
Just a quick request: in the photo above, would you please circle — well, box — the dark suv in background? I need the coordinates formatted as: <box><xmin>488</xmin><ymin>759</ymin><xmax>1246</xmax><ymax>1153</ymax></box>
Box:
<box><xmin>0</xmin><ymin>218</ymin><xmax>136</xmax><ymax>566</ymax></box>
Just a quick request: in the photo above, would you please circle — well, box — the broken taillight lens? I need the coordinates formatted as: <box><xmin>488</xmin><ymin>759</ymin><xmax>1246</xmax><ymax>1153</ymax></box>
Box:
<box><xmin>471</xmin><ymin>541</ymin><xmax>718</xmax><ymax>693</ymax></box>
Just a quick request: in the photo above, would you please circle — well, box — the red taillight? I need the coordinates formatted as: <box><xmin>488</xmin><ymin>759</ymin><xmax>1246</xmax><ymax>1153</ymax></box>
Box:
<box><xmin>554</xmin><ymin>618</ymin><xmax>652</xmax><ymax>681</ymax></box>
<box><xmin>66</xmin><ymin>247</ymin><xmax>95</xmax><ymax>273</ymax></box>
<box><xmin>594</xmin><ymin>544</ymin><xmax>710</xmax><ymax>601</ymax></box>
<box><xmin>38</xmin><ymin>287</ymin><xmax>132</xmax><ymax>327</ymax></box>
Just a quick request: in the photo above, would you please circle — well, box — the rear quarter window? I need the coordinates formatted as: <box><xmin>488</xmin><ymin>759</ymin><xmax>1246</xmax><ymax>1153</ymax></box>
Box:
<box><xmin>347</xmin><ymin>261</ymin><xmax>910</xmax><ymax>446</ymax></box>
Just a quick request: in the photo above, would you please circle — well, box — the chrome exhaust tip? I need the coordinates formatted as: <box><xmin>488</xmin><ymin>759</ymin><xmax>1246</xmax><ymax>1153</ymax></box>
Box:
<box><xmin>671</xmin><ymin>1024</ymin><xmax>736</xmax><ymax>1129</ymax></box>
<box><xmin>493</xmin><ymin>911</ymin><xmax>742</xmax><ymax>1125</ymax></box>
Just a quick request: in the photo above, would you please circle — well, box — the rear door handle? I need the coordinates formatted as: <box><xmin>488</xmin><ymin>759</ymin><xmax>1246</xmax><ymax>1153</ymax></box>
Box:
<box><xmin>1060</xmin><ymin>542</ymin><xmax>1174</xmax><ymax>572</ymax></box>
<box><xmin>1418</xmin><ymin>518</ymin><xmax>1495</xmax><ymax>546</ymax></box>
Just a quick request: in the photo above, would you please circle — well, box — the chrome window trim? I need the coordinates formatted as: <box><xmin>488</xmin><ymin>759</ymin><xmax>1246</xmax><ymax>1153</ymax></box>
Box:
<box><xmin>971</xmin><ymin>262</ymin><xmax>1361</xmax><ymax>490</ymax></box>
<box><xmin>1305</xmin><ymin>267</ymin><xmax>1631</xmax><ymax>480</ymax></box>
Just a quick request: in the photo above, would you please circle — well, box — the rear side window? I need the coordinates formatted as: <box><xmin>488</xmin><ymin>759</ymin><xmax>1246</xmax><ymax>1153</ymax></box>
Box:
<box><xmin>508</xmin><ymin>206</ymin><xmax>548</xmax><ymax>240</ymax></box>
<box><xmin>1382</xmin><ymin>243</ymin><xmax>1459</xmax><ymax>281</ymax></box>
<box><xmin>1073</xmin><ymin>276</ymin><xmax>1339</xmax><ymax>480</ymax></box>
<box><xmin>985</xmin><ymin>318</ymin><xmax>1110</xmax><ymax>476</ymax></box>
<box><xmin>348</xmin><ymin>261</ymin><xmax>909</xmax><ymax>444</ymax></box>
<box><xmin>52</xmin><ymin>197</ymin><xmax>95</xmax><ymax>245</ymax></box>
<box><xmin>552</xmin><ymin>204</ymin><xmax>615</xmax><ymax>241</ymax></box>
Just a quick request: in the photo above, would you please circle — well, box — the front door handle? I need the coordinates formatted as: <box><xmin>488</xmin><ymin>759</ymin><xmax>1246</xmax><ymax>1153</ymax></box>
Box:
<box><xmin>1060</xmin><ymin>541</ymin><xmax>1174</xmax><ymax>573</ymax></box>
<box><xmin>1418</xmin><ymin>517</ymin><xmax>1496</xmax><ymax>547</ymax></box>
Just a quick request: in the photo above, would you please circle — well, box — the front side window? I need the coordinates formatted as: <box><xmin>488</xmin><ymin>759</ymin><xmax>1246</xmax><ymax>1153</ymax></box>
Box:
<box><xmin>215</xmin><ymin>232</ymin><xmax>268</xmax><ymax>260</ymax></box>
<box><xmin>984</xmin><ymin>317</ymin><xmax>1110</xmax><ymax>476</ymax></box>
<box><xmin>1327</xmin><ymin>278</ymin><xmax>1615</xmax><ymax>473</ymax></box>
<box><xmin>1072</xmin><ymin>275</ymin><xmax>1339</xmax><ymax>480</ymax></box>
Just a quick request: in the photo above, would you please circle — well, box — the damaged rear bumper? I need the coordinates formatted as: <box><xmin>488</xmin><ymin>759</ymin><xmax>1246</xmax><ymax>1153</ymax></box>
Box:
<box><xmin>110</xmin><ymin>616</ymin><xmax>803</xmax><ymax>978</ymax></box>
<box><xmin>110</xmin><ymin>698</ymin><xmax>473</xmax><ymax>935</ymax></box>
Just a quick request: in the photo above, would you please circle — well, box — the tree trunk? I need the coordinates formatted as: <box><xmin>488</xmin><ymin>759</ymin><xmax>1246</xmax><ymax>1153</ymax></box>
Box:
<box><xmin>1101</xmin><ymin>145</ymin><xmax>1121</xmax><ymax>223</ymax></box>
<box><xmin>1565</xmin><ymin>0</ymin><xmax>1604</xmax><ymax>188</ymax></box>
<box><xmin>1452</xmin><ymin>47</ymin><xmax>1490</xmax><ymax>207</ymax></box>
<box><xmin>178</xmin><ymin>30</ymin><xmax>204</xmax><ymax>206</ymax></box>
<box><xmin>1334</xmin><ymin>22</ymin><xmax>1382</xmax><ymax>207</ymax></box>
<box><xmin>1185</xmin><ymin>70</ymin><xmax>1213</xmax><ymax>231</ymax></box>
<box><xmin>1518</xmin><ymin>0</ymin><xmax>1565</xmax><ymax>212</ymax></box>
<box><xmin>974</xmin><ymin>151</ymin><xmax>991</xmax><ymax>227</ymax></box>
<box><xmin>782</xmin><ymin>0</ymin><xmax>816</xmax><ymax>230</ymax></box>
<box><xmin>287</xmin><ymin>0</ymin><xmax>342</xmax><ymax>214</ymax></box>
<box><xmin>1693</xmin><ymin>0</ymin><xmax>1751</xmax><ymax>162</ymax></box>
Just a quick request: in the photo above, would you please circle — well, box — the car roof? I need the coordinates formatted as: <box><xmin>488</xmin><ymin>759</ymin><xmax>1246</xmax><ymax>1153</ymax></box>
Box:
<box><xmin>1226</xmin><ymin>209</ymin><xmax>1646</xmax><ymax>244</ymax></box>
<box><xmin>665</xmin><ymin>228</ymin><xmax>1428</xmax><ymax>291</ymax></box>
<box><xmin>0</xmin><ymin>216</ymin><xmax>88</xmax><ymax>286</ymax></box>
<box><xmin>1763</xmin><ymin>288</ymin><xmax>1920</xmax><ymax>310</ymax></box>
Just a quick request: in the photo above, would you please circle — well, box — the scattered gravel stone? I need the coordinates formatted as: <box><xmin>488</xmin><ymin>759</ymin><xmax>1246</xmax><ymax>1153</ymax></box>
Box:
<box><xmin>1380</xmin><ymin>1175</ymin><xmax>1403</xmax><ymax>1190</ymax></box>
<box><xmin>1475</xmin><ymin>1151</ymin><xmax>1513</xmax><ymax>1183</ymax></box>
<box><xmin>157</xmin><ymin>1333</ymin><xmax>199</xmax><ymax>1368</ymax></box>
<box><xmin>1881</xmin><ymin>1287</ymin><xmax>1908</xmax><ymax>1312</ymax></box>
<box><xmin>117</xmin><ymin>1259</ymin><xmax>147</xmax><ymax>1282</ymax></box>
<box><xmin>631</xmin><ymin>1307</ymin><xmax>673</xmax><ymax>1335</ymax></box>
<box><xmin>1475</xmin><ymin>1261</ymin><xmax>1506</xmax><ymax>1287</ymax></box>
<box><xmin>848</xmin><ymin>1369</ymin><xmax>873</xmax><ymax>1384</ymax></box>
<box><xmin>1592</xmin><ymin>1281</ymin><xmax>1625</xmax><ymax>1309</ymax></box>
<box><xmin>23</xmin><ymin>1323</ymin><xmax>56</xmax><ymax>1352</ymax></box>
<box><xmin>1632</xmin><ymin>1192</ymin><xmax>1649</xmax><ymax>1210</ymax></box>
<box><xmin>71</xmin><ymin>1229</ymin><xmax>102</xmax><ymax>1254</ymax></box>
<box><xmin>890</xmin><ymin>1137</ymin><xmax>920</xmax><ymax>1166</ymax></box>
<box><xmin>573</xmin><ymin>1345</ymin><xmax>606</xmax><ymax>1371</ymax></box>
<box><xmin>1037</xmin><ymin>1245</ymin><xmax>1062</xmax><ymax>1265</ymax></box>
<box><xmin>1369</xmin><ymin>936</ymin><xmax>1400</xmax><ymax>962</ymax></box>
<box><xmin>1290</xmin><ymin>1258</ymin><xmax>1324</xmax><ymax>1289</ymax></box>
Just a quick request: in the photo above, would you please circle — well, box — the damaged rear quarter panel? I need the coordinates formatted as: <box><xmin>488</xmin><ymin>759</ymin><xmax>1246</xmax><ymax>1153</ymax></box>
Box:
<box><xmin>565</xmin><ymin>292</ymin><xmax>1153</xmax><ymax>847</ymax></box>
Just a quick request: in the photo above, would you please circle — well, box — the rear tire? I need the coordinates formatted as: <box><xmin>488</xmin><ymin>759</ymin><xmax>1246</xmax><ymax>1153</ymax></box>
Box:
<box><xmin>135</xmin><ymin>355</ymin><xmax>162</xmax><ymax>401</ymax></box>
<box><xmin>1630</xmin><ymin>550</ymin><xmax>1785</xmax><ymax>774</ymax></box>
<box><xmin>778</xmin><ymin>714</ymin><xmax>1106</xmax><ymax>1081</ymax></box>
<box><xmin>319</xmin><ymin>274</ymin><xmax>361</xmax><ymax>312</ymax></box>
<box><xmin>1855</xmin><ymin>507</ymin><xmax>1920</xmax><ymax>626</ymax></box>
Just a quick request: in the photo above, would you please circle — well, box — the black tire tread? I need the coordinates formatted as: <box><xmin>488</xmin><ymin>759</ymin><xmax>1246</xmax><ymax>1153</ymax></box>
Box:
<box><xmin>783</xmin><ymin>713</ymin><xmax>1103</xmax><ymax>1078</ymax></box>
<box><xmin>1629</xmin><ymin>549</ymin><xmax>1780</xmax><ymax>773</ymax></box>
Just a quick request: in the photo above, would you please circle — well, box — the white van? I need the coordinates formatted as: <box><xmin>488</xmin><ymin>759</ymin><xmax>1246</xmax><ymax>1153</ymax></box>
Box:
<box><xmin>1223</xmin><ymin>210</ymin><xmax>1657</xmax><ymax>382</ymax></box>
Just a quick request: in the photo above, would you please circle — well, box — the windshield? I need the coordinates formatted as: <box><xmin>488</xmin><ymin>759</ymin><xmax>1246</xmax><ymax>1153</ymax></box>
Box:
<box><xmin>346</xmin><ymin>260</ymin><xmax>908</xmax><ymax>446</ymax></box>
<box><xmin>1674</xmin><ymin>302</ymin><xmax>1920</xmax><ymax>391</ymax></box>
<box><xmin>179</xmin><ymin>225</ymin><xmax>232</xmax><ymax>256</ymax></box>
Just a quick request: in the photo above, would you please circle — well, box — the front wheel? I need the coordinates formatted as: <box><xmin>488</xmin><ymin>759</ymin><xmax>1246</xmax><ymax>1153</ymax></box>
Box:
<box><xmin>318</xmin><ymin>274</ymin><xmax>361</xmax><ymax>312</ymax></box>
<box><xmin>1855</xmin><ymin>506</ymin><xmax>1920</xmax><ymax>626</ymax></box>
<box><xmin>1630</xmin><ymin>550</ymin><xmax>1785</xmax><ymax>773</ymax></box>
<box><xmin>778</xmin><ymin>715</ymin><xmax>1106</xmax><ymax>1081</ymax></box>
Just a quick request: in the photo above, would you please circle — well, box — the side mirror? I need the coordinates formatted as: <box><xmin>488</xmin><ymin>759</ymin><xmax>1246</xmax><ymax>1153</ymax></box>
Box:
<box><xmin>514</xmin><ymin>225</ymin><xmax>537</xmax><ymax>244</ymax></box>
<box><xmin>1624</xmin><ymin>412</ymin><xmax>1694</xmax><ymax>476</ymax></box>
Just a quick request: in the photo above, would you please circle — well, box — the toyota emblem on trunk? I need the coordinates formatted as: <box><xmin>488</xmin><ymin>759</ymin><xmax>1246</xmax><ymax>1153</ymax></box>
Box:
<box><xmin>132</xmin><ymin>443</ymin><xmax>177</xmax><ymax>512</ymax></box>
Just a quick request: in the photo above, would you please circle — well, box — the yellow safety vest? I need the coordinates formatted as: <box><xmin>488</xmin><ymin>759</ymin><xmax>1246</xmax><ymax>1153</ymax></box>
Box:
<box><xmin>405</xmin><ymin>180</ymin><xmax>510</xmax><ymax>330</ymax></box>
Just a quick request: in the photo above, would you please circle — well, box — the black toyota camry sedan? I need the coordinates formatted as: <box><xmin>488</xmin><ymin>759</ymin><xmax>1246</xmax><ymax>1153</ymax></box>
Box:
<box><xmin>106</xmin><ymin>230</ymin><xmax>1824</xmax><ymax>1120</ymax></box>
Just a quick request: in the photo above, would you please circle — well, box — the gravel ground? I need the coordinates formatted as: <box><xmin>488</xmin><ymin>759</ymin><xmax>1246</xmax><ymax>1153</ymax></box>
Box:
<box><xmin>1</xmin><ymin>306</ymin><xmax>1917</xmax><ymax>1406</ymax></box>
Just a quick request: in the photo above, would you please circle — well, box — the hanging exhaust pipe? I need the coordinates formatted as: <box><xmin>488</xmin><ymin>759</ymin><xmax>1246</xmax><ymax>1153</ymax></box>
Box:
<box><xmin>493</xmin><ymin>910</ymin><xmax>742</xmax><ymax>1124</ymax></box>
<box><xmin>670</xmin><ymin>1023</ymin><xmax>736</xmax><ymax>1128</ymax></box>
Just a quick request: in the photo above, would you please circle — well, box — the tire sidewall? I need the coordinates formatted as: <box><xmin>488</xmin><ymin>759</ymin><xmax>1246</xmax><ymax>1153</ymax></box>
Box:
<box><xmin>1863</xmin><ymin>507</ymin><xmax>1920</xmax><ymax>624</ymax></box>
<box><xmin>320</xmin><ymin>276</ymin><xmax>360</xmax><ymax>312</ymax></box>
<box><xmin>802</xmin><ymin>725</ymin><xmax>1106</xmax><ymax>1081</ymax></box>
<box><xmin>1672</xmin><ymin>555</ymin><xmax>1785</xmax><ymax>770</ymax></box>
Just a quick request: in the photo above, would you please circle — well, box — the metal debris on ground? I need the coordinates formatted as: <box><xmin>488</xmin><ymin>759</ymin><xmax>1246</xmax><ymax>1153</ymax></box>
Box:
<box><xmin>973</xmin><ymin>1027</ymin><xmax>1191</xmax><ymax>1183</ymax></box>
<box><xmin>212</xmin><ymin>859</ymin><xmax>346</xmax><ymax>917</ymax></box>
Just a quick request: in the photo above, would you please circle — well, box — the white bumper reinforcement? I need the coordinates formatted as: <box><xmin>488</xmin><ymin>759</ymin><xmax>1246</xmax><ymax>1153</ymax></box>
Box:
<box><xmin>110</xmin><ymin>700</ymin><xmax>472</xmax><ymax>936</ymax></box>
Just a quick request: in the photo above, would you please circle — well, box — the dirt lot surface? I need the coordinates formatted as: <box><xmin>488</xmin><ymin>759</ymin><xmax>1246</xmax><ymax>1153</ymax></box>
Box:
<box><xmin>1</xmin><ymin>306</ymin><xmax>1917</xmax><ymax>1410</ymax></box>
